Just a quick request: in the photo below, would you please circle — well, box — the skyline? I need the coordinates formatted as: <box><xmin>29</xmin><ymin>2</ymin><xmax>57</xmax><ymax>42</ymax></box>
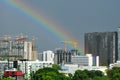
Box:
<box><xmin>0</xmin><ymin>0</ymin><xmax>120</xmax><ymax>52</ymax></box>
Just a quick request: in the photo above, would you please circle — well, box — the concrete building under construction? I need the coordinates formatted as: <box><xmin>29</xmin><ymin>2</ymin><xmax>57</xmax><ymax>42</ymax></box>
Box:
<box><xmin>54</xmin><ymin>49</ymin><xmax>78</xmax><ymax>64</ymax></box>
<box><xmin>85</xmin><ymin>32</ymin><xmax>118</xmax><ymax>66</ymax></box>
<box><xmin>0</xmin><ymin>35</ymin><xmax>37</xmax><ymax>61</ymax></box>
<box><xmin>54</xmin><ymin>49</ymin><xmax>70</xmax><ymax>64</ymax></box>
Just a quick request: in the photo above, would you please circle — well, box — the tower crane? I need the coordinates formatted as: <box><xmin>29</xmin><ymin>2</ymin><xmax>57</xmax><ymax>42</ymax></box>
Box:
<box><xmin>70</xmin><ymin>41</ymin><xmax>77</xmax><ymax>49</ymax></box>
<box><xmin>61</xmin><ymin>40</ymin><xmax>78</xmax><ymax>51</ymax></box>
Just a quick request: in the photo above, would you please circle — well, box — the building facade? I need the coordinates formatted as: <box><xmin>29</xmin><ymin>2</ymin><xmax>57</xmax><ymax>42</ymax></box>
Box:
<box><xmin>71</xmin><ymin>54</ymin><xmax>99</xmax><ymax>66</ymax></box>
<box><xmin>61</xmin><ymin>64</ymin><xmax>107</xmax><ymax>75</ymax></box>
<box><xmin>43</xmin><ymin>50</ymin><xmax>54</xmax><ymax>62</ymax></box>
<box><xmin>38</xmin><ymin>50</ymin><xmax>54</xmax><ymax>63</ymax></box>
<box><xmin>71</xmin><ymin>56</ymin><xmax>89</xmax><ymax>66</ymax></box>
<box><xmin>54</xmin><ymin>49</ymin><xmax>73</xmax><ymax>64</ymax></box>
<box><xmin>85</xmin><ymin>32</ymin><xmax>118</xmax><ymax>66</ymax></box>
<box><xmin>0</xmin><ymin>35</ymin><xmax>37</xmax><ymax>61</ymax></box>
<box><xmin>38</xmin><ymin>53</ymin><xmax>43</xmax><ymax>61</ymax></box>
<box><xmin>24</xmin><ymin>42</ymin><xmax>37</xmax><ymax>61</ymax></box>
<box><xmin>118</xmin><ymin>27</ymin><xmax>120</xmax><ymax>60</ymax></box>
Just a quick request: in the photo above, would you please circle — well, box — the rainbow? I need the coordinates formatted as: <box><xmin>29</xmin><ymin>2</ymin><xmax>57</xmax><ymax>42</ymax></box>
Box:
<box><xmin>3</xmin><ymin>0</ymin><xmax>72</xmax><ymax>41</ymax></box>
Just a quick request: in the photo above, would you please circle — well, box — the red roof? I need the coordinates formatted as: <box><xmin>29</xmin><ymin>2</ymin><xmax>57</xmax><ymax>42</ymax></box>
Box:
<box><xmin>3</xmin><ymin>70</ymin><xmax>23</xmax><ymax>77</ymax></box>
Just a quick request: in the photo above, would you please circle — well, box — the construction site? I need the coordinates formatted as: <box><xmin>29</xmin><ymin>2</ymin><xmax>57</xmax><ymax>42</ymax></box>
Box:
<box><xmin>0</xmin><ymin>34</ymin><xmax>37</xmax><ymax>61</ymax></box>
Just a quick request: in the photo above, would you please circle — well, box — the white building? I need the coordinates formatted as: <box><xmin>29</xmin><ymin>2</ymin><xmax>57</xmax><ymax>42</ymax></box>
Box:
<box><xmin>71</xmin><ymin>56</ymin><xmax>89</xmax><ymax>66</ymax></box>
<box><xmin>71</xmin><ymin>54</ymin><xmax>99</xmax><ymax>66</ymax></box>
<box><xmin>59</xmin><ymin>54</ymin><xmax>101</xmax><ymax>75</ymax></box>
<box><xmin>18</xmin><ymin>60</ymin><xmax>53</xmax><ymax>75</ymax></box>
<box><xmin>109</xmin><ymin>61</ymin><xmax>120</xmax><ymax>68</ymax></box>
<box><xmin>62</xmin><ymin>64</ymin><xmax>107</xmax><ymax>75</ymax></box>
<box><xmin>39</xmin><ymin>50</ymin><xmax>54</xmax><ymax>63</ymax></box>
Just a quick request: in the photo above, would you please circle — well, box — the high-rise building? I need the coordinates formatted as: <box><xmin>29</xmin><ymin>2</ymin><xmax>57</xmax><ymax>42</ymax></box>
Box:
<box><xmin>118</xmin><ymin>27</ymin><xmax>120</xmax><ymax>60</ymax></box>
<box><xmin>24</xmin><ymin>41</ymin><xmax>37</xmax><ymax>61</ymax></box>
<box><xmin>85</xmin><ymin>32</ymin><xmax>118</xmax><ymax>66</ymax></box>
<box><xmin>0</xmin><ymin>35</ymin><xmax>37</xmax><ymax>61</ymax></box>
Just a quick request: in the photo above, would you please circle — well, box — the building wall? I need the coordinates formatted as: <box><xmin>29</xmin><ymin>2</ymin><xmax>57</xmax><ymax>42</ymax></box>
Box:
<box><xmin>43</xmin><ymin>50</ymin><xmax>54</xmax><ymax>62</ymax></box>
<box><xmin>85</xmin><ymin>32</ymin><xmax>118</xmax><ymax>66</ymax></box>
<box><xmin>86</xmin><ymin>54</ymin><xmax>93</xmax><ymax>66</ymax></box>
<box><xmin>31</xmin><ymin>51</ymin><xmax>37</xmax><ymax>61</ymax></box>
<box><xmin>0</xmin><ymin>40</ymin><xmax>25</xmax><ymax>60</ymax></box>
<box><xmin>54</xmin><ymin>49</ymin><xmax>72</xmax><ymax>64</ymax></box>
<box><xmin>24</xmin><ymin>42</ymin><xmax>37</xmax><ymax>61</ymax></box>
<box><xmin>71</xmin><ymin>54</ymin><xmax>99</xmax><ymax>66</ymax></box>
<box><xmin>118</xmin><ymin>27</ymin><xmax>120</xmax><ymax>60</ymax></box>
<box><xmin>71</xmin><ymin>56</ymin><xmax>89</xmax><ymax>66</ymax></box>
<box><xmin>38</xmin><ymin>53</ymin><xmax>43</xmax><ymax>61</ymax></box>
<box><xmin>0</xmin><ymin>40</ymin><xmax>37</xmax><ymax>61</ymax></box>
<box><xmin>24</xmin><ymin>42</ymin><xmax>32</xmax><ymax>60</ymax></box>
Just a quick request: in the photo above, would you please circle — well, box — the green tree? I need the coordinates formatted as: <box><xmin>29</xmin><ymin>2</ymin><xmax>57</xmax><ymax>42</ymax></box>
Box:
<box><xmin>93</xmin><ymin>76</ymin><xmax>109</xmax><ymax>80</ymax></box>
<box><xmin>33</xmin><ymin>67</ymin><xmax>70</xmax><ymax>80</ymax></box>
<box><xmin>106</xmin><ymin>67</ymin><xmax>120</xmax><ymax>80</ymax></box>
<box><xmin>94</xmin><ymin>70</ymin><xmax>104</xmax><ymax>77</ymax></box>
<box><xmin>106</xmin><ymin>69</ymin><xmax>113</xmax><ymax>78</ymax></box>
<box><xmin>72</xmin><ymin>70</ymin><xmax>88</xmax><ymax>80</ymax></box>
<box><xmin>111</xmin><ymin>73</ymin><xmax>120</xmax><ymax>80</ymax></box>
<box><xmin>72</xmin><ymin>69</ymin><xmax>105</xmax><ymax>80</ymax></box>
<box><xmin>88</xmin><ymin>70</ymin><xmax>96</xmax><ymax>79</ymax></box>
<box><xmin>88</xmin><ymin>70</ymin><xmax>104</xmax><ymax>79</ymax></box>
<box><xmin>3</xmin><ymin>77</ymin><xmax>15</xmax><ymax>80</ymax></box>
<box><xmin>68</xmin><ymin>73</ymin><xmax>73</xmax><ymax>80</ymax></box>
<box><xmin>52</xmin><ymin>64</ymin><xmax>61</xmax><ymax>70</ymax></box>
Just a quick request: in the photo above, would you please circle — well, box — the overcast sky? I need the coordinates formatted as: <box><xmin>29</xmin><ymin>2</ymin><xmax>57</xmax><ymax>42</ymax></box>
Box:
<box><xmin>0</xmin><ymin>0</ymin><xmax>120</xmax><ymax>53</ymax></box>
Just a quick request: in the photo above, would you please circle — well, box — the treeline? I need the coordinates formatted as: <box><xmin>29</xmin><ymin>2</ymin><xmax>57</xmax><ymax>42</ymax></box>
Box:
<box><xmin>2</xmin><ymin>65</ymin><xmax>120</xmax><ymax>80</ymax></box>
<box><xmin>31</xmin><ymin>65</ymin><xmax>120</xmax><ymax>80</ymax></box>
<box><xmin>32</xmin><ymin>68</ymin><xmax>108</xmax><ymax>80</ymax></box>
